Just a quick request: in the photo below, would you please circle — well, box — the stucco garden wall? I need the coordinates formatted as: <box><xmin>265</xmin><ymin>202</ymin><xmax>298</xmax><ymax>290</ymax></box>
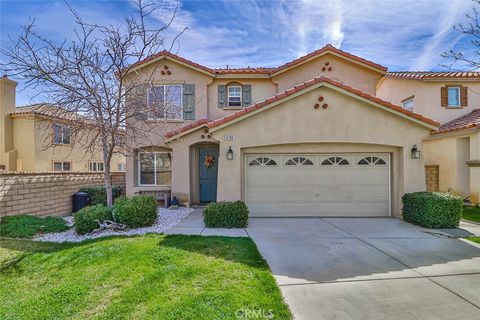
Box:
<box><xmin>0</xmin><ymin>172</ymin><xmax>126</xmax><ymax>217</ymax></box>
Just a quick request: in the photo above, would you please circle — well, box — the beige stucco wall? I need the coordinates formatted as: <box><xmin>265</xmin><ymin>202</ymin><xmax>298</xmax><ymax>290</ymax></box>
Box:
<box><xmin>377</xmin><ymin>78</ymin><xmax>480</xmax><ymax>124</ymax></box>
<box><xmin>207</xmin><ymin>78</ymin><xmax>277</xmax><ymax>119</ymax></box>
<box><xmin>424</xmin><ymin>130</ymin><xmax>480</xmax><ymax>203</ymax></box>
<box><xmin>12</xmin><ymin>117</ymin><xmax>35</xmax><ymax>171</ymax></box>
<box><xmin>0</xmin><ymin>77</ymin><xmax>17</xmax><ymax>171</ymax></box>
<box><xmin>272</xmin><ymin>53</ymin><xmax>384</xmax><ymax>95</ymax></box>
<box><xmin>470</xmin><ymin>132</ymin><xmax>480</xmax><ymax>203</ymax></box>
<box><xmin>210</xmin><ymin>85</ymin><xmax>432</xmax><ymax>216</ymax></box>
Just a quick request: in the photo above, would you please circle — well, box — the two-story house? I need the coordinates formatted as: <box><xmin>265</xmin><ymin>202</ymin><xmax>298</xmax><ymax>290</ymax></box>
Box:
<box><xmin>124</xmin><ymin>45</ymin><xmax>480</xmax><ymax>217</ymax></box>
<box><xmin>0</xmin><ymin>76</ymin><xmax>126</xmax><ymax>173</ymax></box>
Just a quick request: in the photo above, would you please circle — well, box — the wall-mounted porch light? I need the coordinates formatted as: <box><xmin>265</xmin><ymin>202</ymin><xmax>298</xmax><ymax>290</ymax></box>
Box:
<box><xmin>411</xmin><ymin>145</ymin><xmax>421</xmax><ymax>159</ymax></box>
<box><xmin>226</xmin><ymin>146</ymin><xmax>234</xmax><ymax>160</ymax></box>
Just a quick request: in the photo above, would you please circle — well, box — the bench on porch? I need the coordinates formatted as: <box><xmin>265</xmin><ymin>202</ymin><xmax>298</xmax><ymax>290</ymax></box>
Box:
<box><xmin>134</xmin><ymin>190</ymin><xmax>171</xmax><ymax>208</ymax></box>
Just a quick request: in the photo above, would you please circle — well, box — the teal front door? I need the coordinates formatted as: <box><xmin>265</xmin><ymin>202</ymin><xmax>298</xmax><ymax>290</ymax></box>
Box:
<box><xmin>199</xmin><ymin>146</ymin><xmax>219</xmax><ymax>203</ymax></box>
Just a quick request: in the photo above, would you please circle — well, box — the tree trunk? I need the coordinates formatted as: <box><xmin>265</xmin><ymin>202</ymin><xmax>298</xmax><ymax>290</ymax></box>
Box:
<box><xmin>102</xmin><ymin>141</ymin><xmax>114</xmax><ymax>207</ymax></box>
<box><xmin>104</xmin><ymin>162</ymin><xmax>113</xmax><ymax>207</ymax></box>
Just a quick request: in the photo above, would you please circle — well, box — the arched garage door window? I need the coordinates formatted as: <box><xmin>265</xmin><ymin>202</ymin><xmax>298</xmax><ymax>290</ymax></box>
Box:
<box><xmin>248</xmin><ymin>157</ymin><xmax>277</xmax><ymax>166</ymax></box>
<box><xmin>321</xmin><ymin>156</ymin><xmax>350</xmax><ymax>166</ymax></box>
<box><xmin>357</xmin><ymin>156</ymin><xmax>386</xmax><ymax>166</ymax></box>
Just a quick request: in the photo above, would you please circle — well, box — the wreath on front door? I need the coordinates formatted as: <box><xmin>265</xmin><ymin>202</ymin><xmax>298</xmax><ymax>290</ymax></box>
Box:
<box><xmin>204</xmin><ymin>154</ymin><xmax>215</xmax><ymax>168</ymax></box>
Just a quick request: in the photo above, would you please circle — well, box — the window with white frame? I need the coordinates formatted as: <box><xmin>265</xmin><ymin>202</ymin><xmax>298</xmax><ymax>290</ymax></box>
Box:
<box><xmin>89</xmin><ymin>161</ymin><xmax>104</xmax><ymax>172</ymax></box>
<box><xmin>117</xmin><ymin>163</ymin><xmax>126</xmax><ymax>172</ymax></box>
<box><xmin>402</xmin><ymin>97</ymin><xmax>414</xmax><ymax>111</ymax></box>
<box><xmin>228</xmin><ymin>86</ymin><xmax>242</xmax><ymax>107</ymax></box>
<box><xmin>147</xmin><ymin>84</ymin><xmax>182</xmax><ymax>120</ymax></box>
<box><xmin>447</xmin><ymin>87</ymin><xmax>460</xmax><ymax>107</ymax></box>
<box><xmin>53</xmin><ymin>124</ymin><xmax>71</xmax><ymax>144</ymax></box>
<box><xmin>138</xmin><ymin>152</ymin><xmax>172</xmax><ymax>186</ymax></box>
<box><xmin>53</xmin><ymin>161</ymin><xmax>71</xmax><ymax>172</ymax></box>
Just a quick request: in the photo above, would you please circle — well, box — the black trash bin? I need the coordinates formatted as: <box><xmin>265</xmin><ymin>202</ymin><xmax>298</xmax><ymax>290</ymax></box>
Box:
<box><xmin>72</xmin><ymin>192</ymin><xmax>91</xmax><ymax>213</ymax></box>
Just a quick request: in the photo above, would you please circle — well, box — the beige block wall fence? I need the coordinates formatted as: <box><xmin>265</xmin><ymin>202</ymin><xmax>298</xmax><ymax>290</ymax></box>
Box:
<box><xmin>0</xmin><ymin>172</ymin><xmax>126</xmax><ymax>217</ymax></box>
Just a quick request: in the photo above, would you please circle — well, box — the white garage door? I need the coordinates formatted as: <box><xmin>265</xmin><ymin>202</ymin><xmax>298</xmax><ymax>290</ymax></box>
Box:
<box><xmin>245</xmin><ymin>154</ymin><xmax>390</xmax><ymax>217</ymax></box>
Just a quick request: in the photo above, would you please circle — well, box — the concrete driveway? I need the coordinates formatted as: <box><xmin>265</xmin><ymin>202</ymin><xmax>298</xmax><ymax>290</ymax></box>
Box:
<box><xmin>247</xmin><ymin>218</ymin><xmax>480</xmax><ymax>320</ymax></box>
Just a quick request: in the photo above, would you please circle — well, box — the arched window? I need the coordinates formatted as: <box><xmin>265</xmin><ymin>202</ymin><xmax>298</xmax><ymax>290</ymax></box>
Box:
<box><xmin>285</xmin><ymin>156</ymin><xmax>314</xmax><ymax>166</ymax></box>
<box><xmin>321</xmin><ymin>156</ymin><xmax>350</xmax><ymax>166</ymax></box>
<box><xmin>249</xmin><ymin>157</ymin><xmax>277</xmax><ymax>166</ymax></box>
<box><xmin>357</xmin><ymin>156</ymin><xmax>387</xmax><ymax>166</ymax></box>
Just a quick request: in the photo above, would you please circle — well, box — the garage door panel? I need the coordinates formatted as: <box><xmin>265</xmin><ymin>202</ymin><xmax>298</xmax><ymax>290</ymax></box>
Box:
<box><xmin>246</xmin><ymin>153</ymin><xmax>390</xmax><ymax>217</ymax></box>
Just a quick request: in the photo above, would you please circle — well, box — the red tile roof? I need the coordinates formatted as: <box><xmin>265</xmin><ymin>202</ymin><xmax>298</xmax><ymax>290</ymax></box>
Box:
<box><xmin>10</xmin><ymin>104</ymin><xmax>89</xmax><ymax>122</ymax></box>
<box><xmin>164</xmin><ymin>118</ymin><xmax>210</xmax><ymax>139</ymax></box>
<box><xmin>126</xmin><ymin>44</ymin><xmax>387</xmax><ymax>76</ymax></box>
<box><xmin>213</xmin><ymin>67</ymin><xmax>273</xmax><ymax>74</ymax></box>
<box><xmin>128</xmin><ymin>50</ymin><xmax>215</xmax><ymax>74</ymax></box>
<box><xmin>272</xmin><ymin>44</ymin><xmax>388</xmax><ymax>75</ymax></box>
<box><xmin>164</xmin><ymin>76</ymin><xmax>439</xmax><ymax>140</ymax></box>
<box><xmin>386</xmin><ymin>71</ymin><xmax>480</xmax><ymax>80</ymax></box>
<box><xmin>432</xmin><ymin>109</ymin><xmax>480</xmax><ymax>135</ymax></box>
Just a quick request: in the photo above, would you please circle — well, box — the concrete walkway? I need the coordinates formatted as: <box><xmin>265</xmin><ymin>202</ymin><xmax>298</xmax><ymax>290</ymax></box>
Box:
<box><xmin>165</xmin><ymin>209</ymin><xmax>249</xmax><ymax>237</ymax></box>
<box><xmin>248</xmin><ymin>217</ymin><xmax>480</xmax><ymax>320</ymax></box>
<box><xmin>167</xmin><ymin>211</ymin><xmax>480</xmax><ymax>319</ymax></box>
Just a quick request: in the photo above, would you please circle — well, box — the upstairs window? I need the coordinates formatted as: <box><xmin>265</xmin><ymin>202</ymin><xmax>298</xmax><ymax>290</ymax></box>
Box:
<box><xmin>228</xmin><ymin>86</ymin><xmax>242</xmax><ymax>107</ymax></box>
<box><xmin>89</xmin><ymin>161</ymin><xmax>104</xmax><ymax>172</ymax></box>
<box><xmin>147</xmin><ymin>84</ymin><xmax>183</xmax><ymax>120</ymax></box>
<box><xmin>53</xmin><ymin>161</ymin><xmax>71</xmax><ymax>172</ymax></box>
<box><xmin>53</xmin><ymin>124</ymin><xmax>71</xmax><ymax>145</ymax></box>
<box><xmin>447</xmin><ymin>87</ymin><xmax>460</xmax><ymax>107</ymax></box>
<box><xmin>441</xmin><ymin>85</ymin><xmax>467</xmax><ymax>108</ymax></box>
<box><xmin>402</xmin><ymin>97</ymin><xmax>414</xmax><ymax>111</ymax></box>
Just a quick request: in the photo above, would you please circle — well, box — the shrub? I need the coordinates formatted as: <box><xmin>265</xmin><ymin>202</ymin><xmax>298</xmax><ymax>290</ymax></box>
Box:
<box><xmin>402</xmin><ymin>192</ymin><xmax>462</xmax><ymax>228</ymax></box>
<box><xmin>113</xmin><ymin>196</ymin><xmax>157</xmax><ymax>228</ymax></box>
<box><xmin>204</xmin><ymin>201</ymin><xmax>249</xmax><ymax>228</ymax></box>
<box><xmin>74</xmin><ymin>205</ymin><xmax>113</xmax><ymax>235</ymax></box>
<box><xmin>78</xmin><ymin>185</ymin><xmax>122</xmax><ymax>206</ymax></box>
<box><xmin>0</xmin><ymin>215</ymin><xmax>69</xmax><ymax>238</ymax></box>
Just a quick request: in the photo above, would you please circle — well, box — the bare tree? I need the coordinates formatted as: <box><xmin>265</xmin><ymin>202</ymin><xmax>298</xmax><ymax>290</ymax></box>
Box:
<box><xmin>443</xmin><ymin>0</ymin><xmax>480</xmax><ymax>70</ymax></box>
<box><xmin>1</xmin><ymin>0</ymin><xmax>184</xmax><ymax>206</ymax></box>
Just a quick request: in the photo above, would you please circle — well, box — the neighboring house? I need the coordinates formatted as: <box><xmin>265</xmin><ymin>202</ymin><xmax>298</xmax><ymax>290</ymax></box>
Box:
<box><xmin>0</xmin><ymin>76</ymin><xmax>126</xmax><ymax>173</ymax></box>
<box><xmin>123</xmin><ymin>44</ymin><xmax>479</xmax><ymax>216</ymax></box>
<box><xmin>377</xmin><ymin>72</ymin><xmax>480</xmax><ymax>203</ymax></box>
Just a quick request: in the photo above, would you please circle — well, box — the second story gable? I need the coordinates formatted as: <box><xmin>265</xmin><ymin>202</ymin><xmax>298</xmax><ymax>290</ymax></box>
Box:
<box><xmin>124</xmin><ymin>45</ymin><xmax>388</xmax><ymax>126</ymax></box>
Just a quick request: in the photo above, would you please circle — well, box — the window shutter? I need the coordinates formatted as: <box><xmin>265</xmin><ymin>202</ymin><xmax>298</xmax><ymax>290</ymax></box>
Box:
<box><xmin>460</xmin><ymin>86</ymin><xmax>468</xmax><ymax>106</ymax></box>
<box><xmin>440</xmin><ymin>87</ymin><xmax>448</xmax><ymax>107</ymax></box>
<box><xmin>183</xmin><ymin>84</ymin><xmax>195</xmax><ymax>120</ymax></box>
<box><xmin>218</xmin><ymin>85</ymin><xmax>226</xmax><ymax>108</ymax></box>
<box><xmin>242</xmin><ymin>84</ymin><xmax>252</xmax><ymax>107</ymax></box>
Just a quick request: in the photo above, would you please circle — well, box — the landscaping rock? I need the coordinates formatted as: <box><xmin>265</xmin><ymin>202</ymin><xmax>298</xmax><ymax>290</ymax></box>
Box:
<box><xmin>33</xmin><ymin>207</ymin><xmax>193</xmax><ymax>243</ymax></box>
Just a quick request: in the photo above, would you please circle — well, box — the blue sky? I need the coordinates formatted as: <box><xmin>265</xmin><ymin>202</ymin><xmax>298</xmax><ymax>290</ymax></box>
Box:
<box><xmin>0</xmin><ymin>0</ymin><xmax>478</xmax><ymax>105</ymax></box>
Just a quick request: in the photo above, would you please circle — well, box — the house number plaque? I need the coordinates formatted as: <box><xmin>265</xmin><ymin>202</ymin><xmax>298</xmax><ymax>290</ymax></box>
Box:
<box><xmin>224</xmin><ymin>135</ymin><xmax>235</xmax><ymax>141</ymax></box>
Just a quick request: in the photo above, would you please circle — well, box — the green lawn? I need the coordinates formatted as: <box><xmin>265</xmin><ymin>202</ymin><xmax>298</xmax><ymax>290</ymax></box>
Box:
<box><xmin>467</xmin><ymin>237</ymin><xmax>480</xmax><ymax>244</ymax></box>
<box><xmin>0</xmin><ymin>215</ymin><xmax>68</xmax><ymax>238</ymax></box>
<box><xmin>0</xmin><ymin>235</ymin><xmax>291</xmax><ymax>320</ymax></box>
<box><xmin>463</xmin><ymin>205</ymin><xmax>480</xmax><ymax>223</ymax></box>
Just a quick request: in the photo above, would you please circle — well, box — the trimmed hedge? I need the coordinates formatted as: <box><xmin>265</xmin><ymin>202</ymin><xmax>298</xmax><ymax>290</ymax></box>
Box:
<box><xmin>402</xmin><ymin>192</ymin><xmax>462</xmax><ymax>228</ymax></box>
<box><xmin>113</xmin><ymin>196</ymin><xmax>157</xmax><ymax>228</ymax></box>
<box><xmin>78</xmin><ymin>185</ymin><xmax>122</xmax><ymax>206</ymax></box>
<box><xmin>204</xmin><ymin>201</ymin><xmax>249</xmax><ymax>228</ymax></box>
<box><xmin>74</xmin><ymin>205</ymin><xmax>113</xmax><ymax>235</ymax></box>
